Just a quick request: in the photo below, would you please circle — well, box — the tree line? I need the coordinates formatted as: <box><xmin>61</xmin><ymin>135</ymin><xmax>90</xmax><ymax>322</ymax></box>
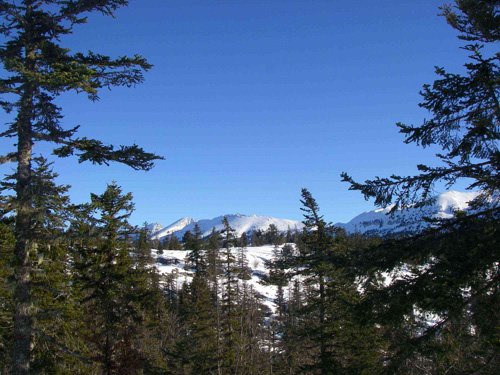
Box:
<box><xmin>153</xmin><ymin>222</ymin><xmax>300</xmax><ymax>252</ymax></box>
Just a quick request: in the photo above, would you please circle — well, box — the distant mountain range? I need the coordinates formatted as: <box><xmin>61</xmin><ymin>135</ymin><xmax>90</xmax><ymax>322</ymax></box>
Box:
<box><xmin>150</xmin><ymin>214</ymin><xmax>303</xmax><ymax>240</ymax></box>
<box><xmin>147</xmin><ymin>191</ymin><xmax>483</xmax><ymax>239</ymax></box>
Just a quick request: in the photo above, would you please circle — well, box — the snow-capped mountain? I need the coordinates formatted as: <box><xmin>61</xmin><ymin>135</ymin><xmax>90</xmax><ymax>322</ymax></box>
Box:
<box><xmin>151</xmin><ymin>214</ymin><xmax>303</xmax><ymax>240</ymax></box>
<box><xmin>150</xmin><ymin>217</ymin><xmax>195</xmax><ymax>240</ymax></box>
<box><xmin>149</xmin><ymin>191</ymin><xmax>487</xmax><ymax>240</ymax></box>
<box><xmin>149</xmin><ymin>191</ymin><xmax>491</xmax><ymax>314</ymax></box>
<box><xmin>145</xmin><ymin>222</ymin><xmax>163</xmax><ymax>234</ymax></box>
<box><xmin>336</xmin><ymin>190</ymin><xmax>480</xmax><ymax>236</ymax></box>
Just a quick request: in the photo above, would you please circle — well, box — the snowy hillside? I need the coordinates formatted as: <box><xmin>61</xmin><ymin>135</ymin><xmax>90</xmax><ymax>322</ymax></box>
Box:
<box><xmin>149</xmin><ymin>192</ymin><xmax>485</xmax><ymax>311</ymax></box>
<box><xmin>151</xmin><ymin>217</ymin><xmax>195</xmax><ymax>240</ymax></box>
<box><xmin>336</xmin><ymin>190</ymin><xmax>480</xmax><ymax>236</ymax></box>
<box><xmin>145</xmin><ymin>222</ymin><xmax>163</xmax><ymax>234</ymax></box>
<box><xmin>153</xmin><ymin>245</ymin><xmax>280</xmax><ymax>311</ymax></box>
<box><xmin>151</xmin><ymin>214</ymin><xmax>303</xmax><ymax>240</ymax></box>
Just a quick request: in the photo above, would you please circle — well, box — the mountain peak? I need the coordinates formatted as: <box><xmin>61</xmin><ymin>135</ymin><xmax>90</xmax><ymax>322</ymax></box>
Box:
<box><xmin>152</xmin><ymin>214</ymin><xmax>303</xmax><ymax>240</ymax></box>
<box><xmin>149</xmin><ymin>191</ymin><xmax>490</xmax><ymax>240</ymax></box>
<box><xmin>336</xmin><ymin>190</ymin><xmax>481</xmax><ymax>236</ymax></box>
<box><xmin>150</xmin><ymin>217</ymin><xmax>195</xmax><ymax>239</ymax></box>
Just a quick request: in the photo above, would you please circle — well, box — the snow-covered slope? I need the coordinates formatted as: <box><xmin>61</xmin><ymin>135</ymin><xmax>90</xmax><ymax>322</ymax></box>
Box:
<box><xmin>145</xmin><ymin>222</ymin><xmax>163</xmax><ymax>234</ymax></box>
<box><xmin>153</xmin><ymin>245</ymin><xmax>280</xmax><ymax>310</ymax></box>
<box><xmin>152</xmin><ymin>214</ymin><xmax>303</xmax><ymax>240</ymax></box>
<box><xmin>336</xmin><ymin>190</ymin><xmax>480</xmax><ymax>236</ymax></box>
<box><xmin>151</xmin><ymin>217</ymin><xmax>195</xmax><ymax>240</ymax></box>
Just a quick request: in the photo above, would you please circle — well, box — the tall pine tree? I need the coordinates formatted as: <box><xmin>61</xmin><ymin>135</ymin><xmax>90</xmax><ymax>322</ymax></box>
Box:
<box><xmin>0</xmin><ymin>2</ymin><xmax>161</xmax><ymax>372</ymax></box>
<box><xmin>342</xmin><ymin>1</ymin><xmax>499</xmax><ymax>372</ymax></box>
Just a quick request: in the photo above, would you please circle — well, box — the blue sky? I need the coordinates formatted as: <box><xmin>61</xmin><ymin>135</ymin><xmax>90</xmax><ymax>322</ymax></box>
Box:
<box><xmin>1</xmin><ymin>0</ymin><xmax>472</xmax><ymax>225</ymax></box>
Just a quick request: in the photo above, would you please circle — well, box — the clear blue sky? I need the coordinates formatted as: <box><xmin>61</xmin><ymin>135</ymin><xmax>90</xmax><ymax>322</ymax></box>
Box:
<box><xmin>1</xmin><ymin>0</ymin><xmax>471</xmax><ymax>226</ymax></box>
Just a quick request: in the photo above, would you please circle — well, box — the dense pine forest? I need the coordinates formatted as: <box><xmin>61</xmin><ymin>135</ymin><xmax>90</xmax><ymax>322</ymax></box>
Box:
<box><xmin>0</xmin><ymin>0</ymin><xmax>498</xmax><ymax>374</ymax></box>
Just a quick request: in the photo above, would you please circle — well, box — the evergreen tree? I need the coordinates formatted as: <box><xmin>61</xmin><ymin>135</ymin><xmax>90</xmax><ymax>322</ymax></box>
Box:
<box><xmin>234</xmin><ymin>283</ymin><xmax>268</xmax><ymax>375</ymax></box>
<box><xmin>251</xmin><ymin>229</ymin><xmax>264</xmax><ymax>246</ymax></box>
<box><xmin>236</xmin><ymin>242</ymin><xmax>252</xmax><ymax>281</ymax></box>
<box><xmin>282</xmin><ymin>279</ymin><xmax>305</xmax><ymax>374</ymax></box>
<box><xmin>342</xmin><ymin>1</ymin><xmax>500</xmax><ymax>372</ymax></box>
<box><xmin>0</xmin><ymin>222</ymin><xmax>14</xmax><ymax>369</ymax></box>
<box><xmin>294</xmin><ymin>189</ymin><xmax>383</xmax><ymax>374</ymax></box>
<box><xmin>263</xmin><ymin>244</ymin><xmax>290</xmax><ymax>374</ymax></box>
<box><xmin>181</xmin><ymin>230</ymin><xmax>193</xmax><ymax>249</ymax></box>
<box><xmin>157</xmin><ymin>238</ymin><xmax>165</xmax><ymax>254</ymax></box>
<box><xmin>206</xmin><ymin>227</ymin><xmax>221</xmax><ymax>296</ymax></box>
<box><xmin>239</xmin><ymin>231</ymin><xmax>248</xmax><ymax>247</ymax></box>
<box><xmin>341</xmin><ymin>0</ymin><xmax>499</xmax><ymax>212</ymax></box>
<box><xmin>167</xmin><ymin>235</ymin><xmax>183</xmax><ymax>250</ymax></box>
<box><xmin>185</xmin><ymin>223</ymin><xmax>206</xmax><ymax>274</ymax></box>
<box><xmin>265</xmin><ymin>223</ymin><xmax>283</xmax><ymax>245</ymax></box>
<box><xmin>219</xmin><ymin>217</ymin><xmax>240</xmax><ymax>371</ymax></box>
<box><xmin>177</xmin><ymin>274</ymin><xmax>220</xmax><ymax>374</ymax></box>
<box><xmin>0</xmin><ymin>2</ymin><xmax>162</xmax><ymax>371</ymax></box>
<box><xmin>74</xmin><ymin>183</ymin><xmax>152</xmax><ymax>374</ymax></box>
<box><xmin>2</xmin><ymin>157</ymin><xmax>91</xmax><ymax>372</ymax></box>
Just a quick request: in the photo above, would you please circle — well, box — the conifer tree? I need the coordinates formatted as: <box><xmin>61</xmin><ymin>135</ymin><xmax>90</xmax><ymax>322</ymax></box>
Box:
<box><xmin>342</xmin><ymin>0</ymin><xmax>499</xmax><ymax>211</ymax></box>
<box><xmin>185</xmin><ymin>223</ymin><xmax>206</xmax><ymax>274</ymax></box>
<box><xmin>342</xmin><ymin>1</ymin><xmax>499</xmax><ymax>372</ymax></box>
<box><xmin>0</xmin><ymin>2</ymin><xmax>162</xmax><ymax>371</ymax></box>
<box><xmin>283</xmin><ymin>279</ymin><xmax>305</xmax><ymax>374</ymax></box>
<box><xmin>251</xmin><ymin>229</ymin><xmax>263</xmax><ymax>246</ymax></box>
<box><xmin>263</xmin><ymin>244</ymin><xmax>290</xmax><ymax>374</ymax></box>
<box><xmin>219</xmin><ymin>216</ymin><xmax>241</xmax><ymax>371</ymax></box>
<box><xmin>265</xmin><ymin>223</ymin><xmax>283</xmax><ymax>245</ymax></box>
<box><xmin>0</xmin><ymin>222</ymin><xmax>14</xmax><ymax>369</ymax></box>
<box><xmin>167</xmin><ymin>235</ymin><xmax>183</xmax><ymax>250</ymax></box>
<box><xmin>236</xmin><ymin>242</ymin><xmax>252</xmax><ymax>281</ymax></box>
<box><xmin>181</xmin><ymin>230</ymin><xmax>193</xmax><ymax>249</ymax></box>
<box><xmin>73</xmin><ymin>183</ymin><xmax>152</xmax><ymax>373</ymax></box>
<box><xmin>206</xmin><ymin>227</ymin><xmax>221</xmax><ymax>295</ymax></box>
<box><xmin>2</xmin><ymin>157</ymin><xmax>91</xmax><ymax>372</ymax></box>
<box><xmin>239</xmin><ymin>231</ymin><xmax>248</xmax><ymax>247</ymax></box>
<box><xmin>294</xmin><ymin>189</ymin><xmax>383</xmax><ymax>374</ymax></box>
<box><xmin>177</xmin><ymin>274</ymin><xmax>219</xmax><ymax>373</ymax></box>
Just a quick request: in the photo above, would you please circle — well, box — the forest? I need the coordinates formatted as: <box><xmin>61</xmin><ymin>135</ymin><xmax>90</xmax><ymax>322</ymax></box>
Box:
<box><xmin>0</xmin><ymin>0</ymin><xmax>498</xmax><ymax>374</ymax></box>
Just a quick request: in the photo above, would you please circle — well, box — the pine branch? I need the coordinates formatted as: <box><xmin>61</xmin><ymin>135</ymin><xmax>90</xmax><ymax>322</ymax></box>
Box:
<box><xmin>53</xmin><ymin>137</ymin><xmax>163</xmax><ymax>170</ymax></box>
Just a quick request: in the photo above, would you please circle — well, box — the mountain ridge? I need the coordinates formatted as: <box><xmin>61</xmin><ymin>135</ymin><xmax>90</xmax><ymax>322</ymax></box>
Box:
<box><xmin>150</xmin><ymin>191</ymin><xmax>484</xmax><ymax>239</ymax></box>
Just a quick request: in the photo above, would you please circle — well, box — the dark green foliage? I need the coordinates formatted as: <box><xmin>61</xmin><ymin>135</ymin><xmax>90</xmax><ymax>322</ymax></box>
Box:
<box><xmin>219</xmin><ymin>217</ymin><xmax>240</xmax><ymax>369</ymax></box>
<box><xmin>167</xmin><ymin>235</ymin><xmax>183</xmax><ymax>250</ymax></box>
<box><xmin>236</xmin><ymin>243</ymin><xmax>252</xmax><ymax>281</ymax></box>
<box><xmin>0</xmin><ymin>0</ymin><xmax>161</xmax><ymax>170</ymax></box>
<box><xmin>0</xmin><ymin>1</ymin><xmax>162</xmax><ymax>371</ymax></box>
<box><xmin>182</xmin><ymin>230</ymin><xmax>193</xmax><ymax>249</ymax></box>
<box><xmin>264</xmin><ymin>244</ymin><xmax>289</xmax><ymax>320</ymax></box>
<box><xmin>284</xmin><ymin>189</ymin><xmax>384</xmax><ymax>374</ymax></box>
<box><xmin>355</xmin><ymin>211</ymin><xmax>499</xmax><ymax>374</ymax></box>
<box><xmin>342</xmin><ymin>1</ymin><xmax>499</xmax><ymax>211</ymax></box>
<box><xmin>251</xmin><ymin>229</ymin><xmax>264</xmax><ymax>246</ymax></box>
<box><xmin>185</xmin><ymin>223</ymin><xmax>206</xmax><ymax>274</ymax></box>
<box><xmin>206</xmin><ymin>227</ymin><xmax>221</xmax><ymax>299</ymax></box>
<box><xmin>264</xmin><ymin>224</ymin><xmax>285</xmax><ymax>245</ymax></box>
<box><xmin>0</xmin><ymin>1</ymin><xmax>496</xmax><ymax>373</ymax></box>
<box><xmin>342</xmin><ymin>1</ymin><xmax>500</xmax><ymax>373</ymax></box>
<box><xmin>0</xmin><ymin>222</ymin><xmax>14</xmax><ymax>367</ymax></box>
<box><xmin>73</xmin><ymin>183</ymin><xmax>157</xmax><ymax>373</ymax></box>
<box><xmin>250</xmin><ymin>225</ymin><xmax>288</xmax><ymax>246</ymax></box>
<box><xmin>176</xmin><ymin>275</ymin><xmax>220</xmax><ymax>373</ymax></box>
<box><xmin>239</xmin><ymin>231</ymin><xmax>248</xmax><ymax>247</ymax></box>
<box><xmin>2</xmin><ymin>158</ymin><xmax>91</xmax><ymax>373</ymax></box>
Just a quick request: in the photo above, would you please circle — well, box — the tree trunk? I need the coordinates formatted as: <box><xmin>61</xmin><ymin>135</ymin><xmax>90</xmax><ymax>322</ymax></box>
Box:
<box><xmin>12</xmin><ymin>84</ymin><xmax>34</xmax><ymax>374</ymax></box>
